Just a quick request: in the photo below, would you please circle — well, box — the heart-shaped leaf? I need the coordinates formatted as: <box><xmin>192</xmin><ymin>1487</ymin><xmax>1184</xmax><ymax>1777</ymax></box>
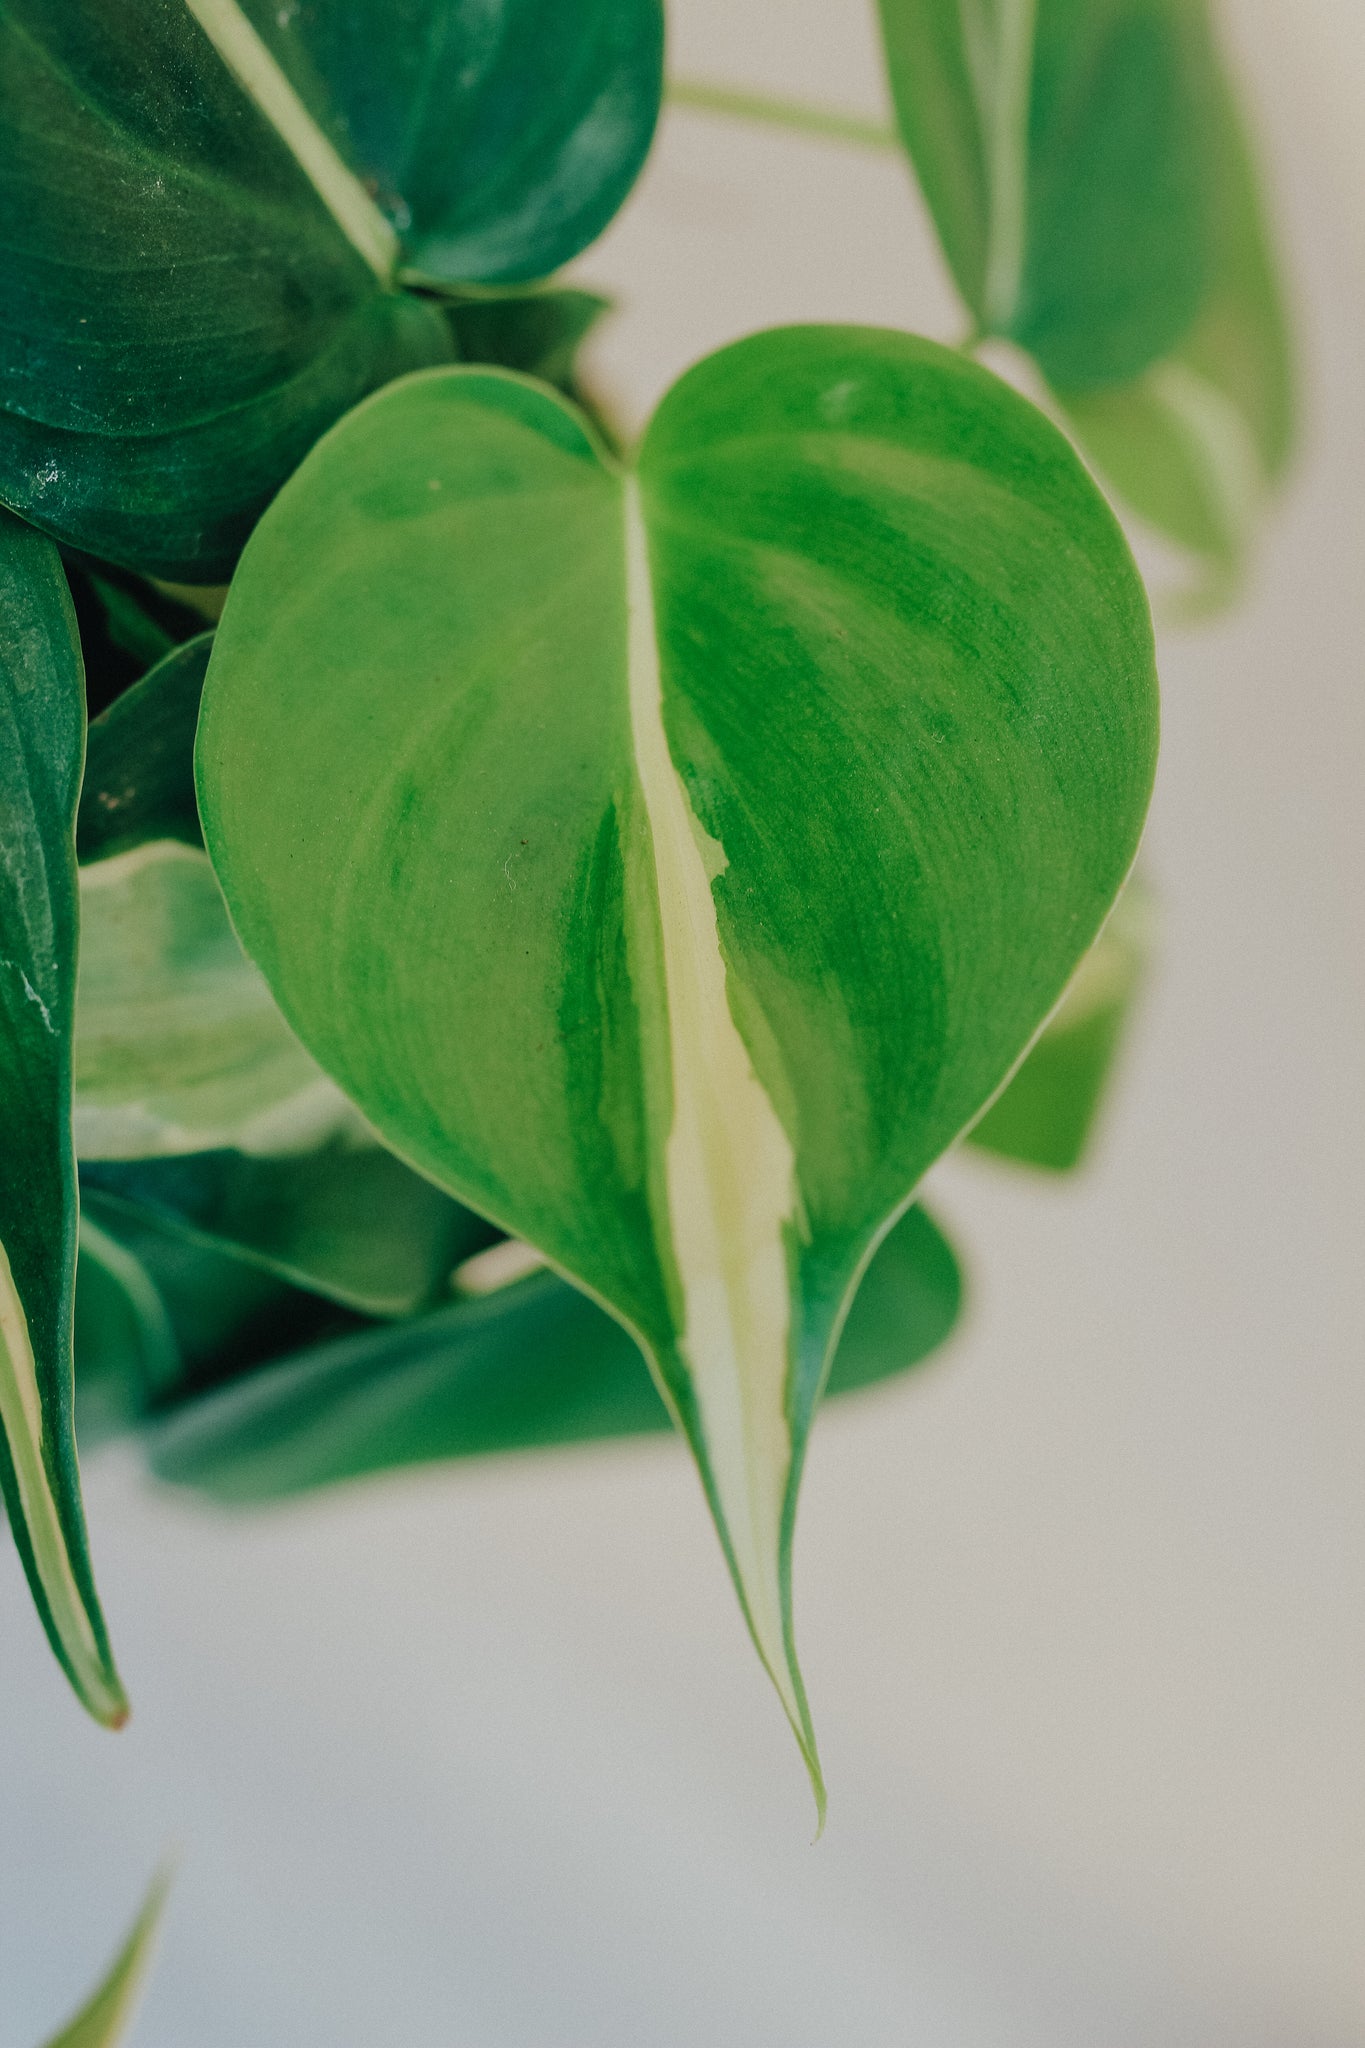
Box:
<box><xmin>197</xmin><ymin>328</ymin><xmax>1158</xmax><ymax>1800</ymax></box>
<box><xmin>0</xmin><ymin>0</ymin><xmax>661</xmax><ymax>576</ymax></box>
<box><xmin>0</xmin><ymin>510</ymin><xmax>126</xmax><ymax>1726</ymax></box>
<box><xmin>877</xmin><ymin>0</ymin><xmax>1292</xmax><ymax>592</ymax></box>
<box><xmin>148</xmin><ymin>1204</ymin><xmax>963</xmax><ymax>1501</ymax></box>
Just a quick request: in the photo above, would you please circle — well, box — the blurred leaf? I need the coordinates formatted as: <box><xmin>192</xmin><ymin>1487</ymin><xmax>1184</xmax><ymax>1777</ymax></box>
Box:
<box><xmin>196</xmin><ymin>329</ymin><xmax>1156</xmax><ymax>1798</ymax></box>
<box><xmin>73</xmin><ymin>1216</ymin><xmax>182</xmax><ymax>1447</ymax></box>
<box><xmin>78</xmin><ymin>638</ymin><xmax>212</xmax><ymax>865</ymax></box>
<box><xmin>73</xmin><ymin>841</ymin><xmax>359</xmax><ymax>1161</ymax></box>
<box><xmin>968</xmin><ymin>875</ymin><xmax>1153</xmax><ymax>1171</ymax></box>
<box><xmin>80</xmin><ymin>1192</ymin><xmax>362</xmax><ymax>1397</ymax></box>
<box><xmin>0</xmin><ymin>0</ymin><xmax>662</xmax><ymax>575</ymax></box>
<box><xmin>148</xmin><ymin>1204</ymin><xmax>962</xmax><ymax>1502</ymax></box>
<box><xmin>39</xmin><ymin>1867</ymin><xmax>170</xmax><ymax>2048</ymax></box>
<box><xmin>438</xmin><ymin>285</ymin><xmax>612</xmax><ymax>392</ymax></box>
<box><xmin>81</xmin><ymin>1142</ymin><xmax>498</xmax><ymax>1319</ymax></box>
<box><xmin>0</xmin><ymin>510</ymin><xmax>126</xmax><ymax>1727</ymax></box>
<box><xmin>87</xmin><ymin>582</ymin><xmax>176</xmax><ymax>674</ymax></box>
<box><xmin>877</xmin><ymin>0</ymin><xmax>1292</xmax><ymax>596</ymax></box>
<box><xmin>877</xmin><ymin>0</ymin><xmax>1217</xmax><ymax>385</ymax></box>
<box><xmin>1055</xmin><ymin>70</ymin><xmax>1293</xmax><ymax>609</ymax></box>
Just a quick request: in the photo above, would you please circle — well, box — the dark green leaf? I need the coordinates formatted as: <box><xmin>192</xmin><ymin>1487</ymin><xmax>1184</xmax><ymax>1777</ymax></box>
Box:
<box><xmin>81</xmin><ymin>1142</ymin><xmax>498</xmax><ymax>1318</ymax></box>
<box><xmin>0</xmin><ymin>0</ymin><xmax>661</xmax><ymax>575</ymax></box>
<box><xmin>148</xmin><ymin>1204</ymin><xmax>962</xmax><ymax>1502</ymax></box>
<box><xmin>431</xmin><ymin>285</ymin><xmax>612</xmax><ymax>393</ymax></box>
<box><xmin>196</xmin><ymin>330</ymin><xmax>1157</xmax><ymax>1796</ymax></box>
<box><xmin>878</xmin><ymin>0</ymin><xmax>1218</xmax><ymax>385</ymax></box>
<box><xmin>0</xmin><ymin>509</ymin><xmax>126</xmax><ymax>1725</ymax></box>
<box><xmin>73</xmin><ymin>1216</ymin><xmax>182</xmax><ymax>1447</ymax></box>
<box><xmin>78</xmin><ymin>637</ymin><xmax>212</xmax><ymax>864</ymax></box>
<box><xmin>967</xmin><ymin>875</ymin><xmax>1152</xmax><ymax>1171</ymax></box>
<box><xmin>80</xmin><ymin>1191</ymin><xmax>363</xmax><ymax>1396</ymax></box>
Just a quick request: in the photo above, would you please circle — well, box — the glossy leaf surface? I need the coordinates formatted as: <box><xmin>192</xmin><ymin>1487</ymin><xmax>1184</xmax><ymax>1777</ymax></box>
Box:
<box><xmin>968</xmin><ymin>875</ymin><xmax>1152</xmax><ymax>1170</ymax></box>
<box><xmin>81</xmin><ymin>1143</ymin><xmax>496</xmax><ymax>1317</ymax></box>
<box><xmin>149</xmin><ymin>1205</ymin><xmax>962</xmax><ymax>1502</ymax></box>
<box><xmin>73</xmin><ymin>842</ymin><xmax>357</xmax><ymax>1160</ymax></box>
<box><xmin>38</xmin><ymin>1868</ymin><xmax>169</xmax><ymax>2048</ymax></box>
<box><xmin>0</xmin><ymin>512</ymin><xmax>125</xmax><ymax>1726</ymax></box>
<box><xmin>198</xmin><ymin>330</ymin><xmax>1158</xmax><ymax>1793</ymax></box>
<box><xmin>0</xmin><ymin>0</ymin><xmax>661</xmax><ymax>574</ymax></box>
<box><xmin>78</xmin><ymin>638</ymin><xmax>212</xmax><ymax>864</ymax></box>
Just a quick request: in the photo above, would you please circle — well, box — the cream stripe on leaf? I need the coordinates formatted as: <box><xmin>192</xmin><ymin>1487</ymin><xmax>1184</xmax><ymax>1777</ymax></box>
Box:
<box><xmin>0</xmin><ymin>511</ymin><xmax>126</xmax><ymax>1726</ymax></box>
<box><xmin>196</xmin><ymin>334</ymin><xmax>1158</xmax><ymax>1809</ymax></box>
<box><xmin>182</xmin><ymin>0</ymin><xmax>397</xmax><ymax>280</ymax></box>
<box><xmin>625</xmin><ymin>483</ymin><xmax>811</xmax><ymax>1765</ymax></box>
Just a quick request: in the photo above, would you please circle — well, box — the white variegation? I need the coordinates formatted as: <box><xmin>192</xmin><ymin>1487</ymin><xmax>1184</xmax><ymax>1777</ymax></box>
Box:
<box><xmin>0</xmin><ymin>1241</ymin><xmax>125</xmax><ymax>1724</ymax></box>
<box><xmin>183</xmin><ymin>0</ymin><xmax>397</xmax><ymax>279</ymax></box>
<box><xmin>624</xmin><ymin>484</ymin><xmax>810</xmax><ymax>1758</ymax></box>
<box><xmin>74</xmin><ymin>843</ymin><xmax>363</xmax><ymax>1161</ymax></box>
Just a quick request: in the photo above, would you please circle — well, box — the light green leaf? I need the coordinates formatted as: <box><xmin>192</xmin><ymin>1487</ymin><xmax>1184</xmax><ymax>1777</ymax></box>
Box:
<box><xmin>968</xmin><ymin>873</ymin><xmax>1153</xmax><ymax>1171</ymax></box>
<box><xmin>0</xmin><ymin>509</ymin><xmax>126</xmax><ymax>1727</ymax></box>
<box><xmin>80</xmin><ymin>1143</ymin><xmax>496</xmax><ymax>1318</ymax></box>
<box><xmin>196</xmin><ymin>329</ymin><xmax>1158</xmax><ymax>1801</ymax></box>
<box><xmin>148</xmin><ymin>1204</ymin><xmax>963</xmax><ymax>1501</ymax></box>
<box><xmin>38</xmin><ymin>1868</ymin><xmax>170</xmax><ymax>2048</ymax></box>
<box><xmin>73</xmin><ymin>841</ymin><xmax>360</xmax><ymax>1161</ymax></box>
<box><xmin>0</xmin><ymin>0</ymin><xmax>662</xmax><ymax>575</ymax></box>
<box><xmin>78</xmin><ymin>638</ymin><xmax>212</xmax><ymax>866</ymax></box>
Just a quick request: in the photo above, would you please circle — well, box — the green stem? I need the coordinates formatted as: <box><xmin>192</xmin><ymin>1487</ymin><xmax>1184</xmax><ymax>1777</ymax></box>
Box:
<box><xmin>667</xmin><ymin>78</ymin><xmax>899</xmax><ymax>153</ymax></box>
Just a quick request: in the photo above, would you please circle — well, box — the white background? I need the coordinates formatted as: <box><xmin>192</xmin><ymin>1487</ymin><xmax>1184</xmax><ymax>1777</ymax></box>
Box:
<box><xmin>3</xmin><ymin>2</ymin><xmax>1363</xmax><ymax>2041</ymax></box>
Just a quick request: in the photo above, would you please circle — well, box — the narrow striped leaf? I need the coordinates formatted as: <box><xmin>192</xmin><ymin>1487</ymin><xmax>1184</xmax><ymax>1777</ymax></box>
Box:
<box><xmin>39</xmin><ymin>1868</ymin><xmax>170</xmax><ymax>2048</ymax></box>
<box><xmin>196</xmin><ymin>329</ymin><xmax>1158</xmax><ymax>1802</ymax></box>
<box><xmin>0</xmin><ymin>514</ymin><xmax>126</xmax><ymax>1724</ymax></box>
<box><xmin>148</xmin><ymin>1205</ymin><xmax>963</xmax><ymax>1501</ymax></box>
<box><xmin>0</xmin><ymin>0</ymin><xmax>661</xmax><ymax>575</ymax></box>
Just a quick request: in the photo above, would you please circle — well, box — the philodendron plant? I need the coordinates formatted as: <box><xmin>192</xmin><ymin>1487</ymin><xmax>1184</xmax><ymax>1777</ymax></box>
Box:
<box><xmin>0</xmin><ymin>0</ymin><xmax>1286</xmax><ymax>1822</ymax></box>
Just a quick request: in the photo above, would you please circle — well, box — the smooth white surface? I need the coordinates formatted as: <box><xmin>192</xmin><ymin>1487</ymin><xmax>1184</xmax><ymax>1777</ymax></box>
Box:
<box><xmin>3</xmin><ymin>3</ymin><xmax>1363</xmax><ymax>2042</ymax></box>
